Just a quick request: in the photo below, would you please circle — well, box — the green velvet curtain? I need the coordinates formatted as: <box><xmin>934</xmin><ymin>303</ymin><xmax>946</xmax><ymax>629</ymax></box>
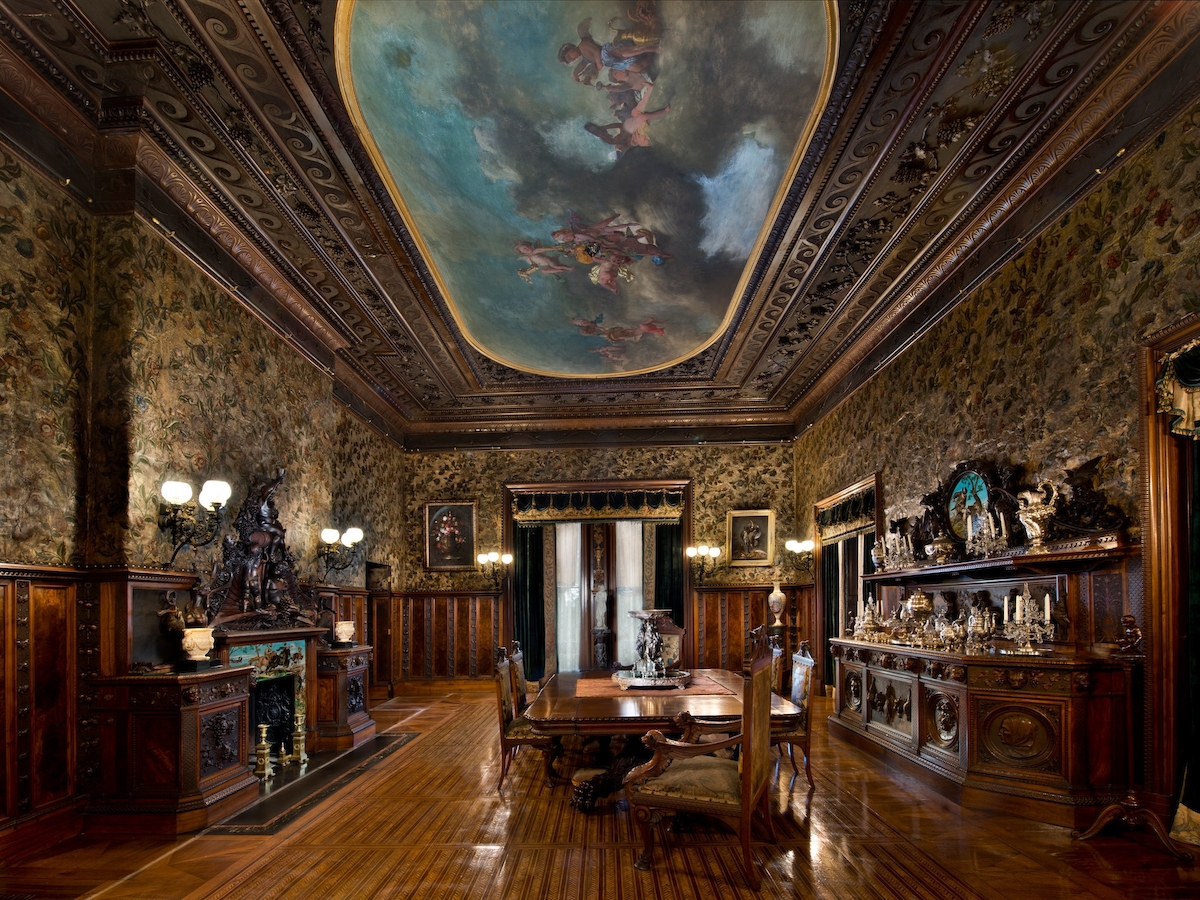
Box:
<box><xmin>513</xmin><ymin>525</ymin><xmax>545</xmax><ymax>680</ymax></box>
<box><xmin>654</xmin><ymin>522</ymin><xmax>684</xmax><ymax>625</ymax></box>
<box><xmin>1183</xmin><ymin>446</ymin><xmax>1200</xmax><ymax>812</ymax></box>
<box><xmin>822</xmin><ymin>542</ymin><xmax>840</xmax><ymax>686</ymax></box>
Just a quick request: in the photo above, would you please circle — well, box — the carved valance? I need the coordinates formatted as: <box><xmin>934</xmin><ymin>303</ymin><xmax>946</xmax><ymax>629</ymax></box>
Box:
<box><xmin>1157</xmin><ymin>339</ymin><xmax>1200</xmax><ymax>438</ymax></box>
<box><xmin>511</xmin><ymin>489</ymin><xmax>684</xmax><ymax>525</ymax></box>
<box><xmin>817</xmin><ymin>485</ymin><xmax>876</xmax><ymax>546</ymax></box>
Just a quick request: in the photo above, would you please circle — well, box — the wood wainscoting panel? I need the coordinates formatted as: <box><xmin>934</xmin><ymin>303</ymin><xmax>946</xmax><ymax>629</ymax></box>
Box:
<box><xmin>30</xmin><ymin>580</ymin><xmax>75</xmax><ymax>813</ymax></box>
<box><xmin>394</xmin><ymin>592</ymin><xmax>508</xmax><ymax>684</ymax></box>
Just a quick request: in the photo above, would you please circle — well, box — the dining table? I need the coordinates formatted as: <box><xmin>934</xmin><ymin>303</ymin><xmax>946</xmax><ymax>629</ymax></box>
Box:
<box><xmin>524</xmin><ymin>668</ymin><xmax>802</xmax><ymax>809</ymax></box>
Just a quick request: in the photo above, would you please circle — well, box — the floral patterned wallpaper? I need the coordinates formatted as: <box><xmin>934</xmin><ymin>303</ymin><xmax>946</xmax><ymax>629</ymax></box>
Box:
<box><xmin>331</xmin><ymin>407</ymin><xmax>405</xmax><ymax>586</ymax></box>
<box><xmin>0</xmin><ymin>146</ymin><xmax>91</xmax><ymax>564</ymax></box>
<box><xmin>89</xmin><ymin>214</ymin><xmax>337</xmax><ymax>577</ymax></box>
<box><xmin>401</xmin><ymin>444</ymin><xmax>797</xmax><ymax>591</ymax></box>
<box><xmin>795</xmin><ymin>102</ymin><xmax>1200</xmax><ymax>535</ymax></box>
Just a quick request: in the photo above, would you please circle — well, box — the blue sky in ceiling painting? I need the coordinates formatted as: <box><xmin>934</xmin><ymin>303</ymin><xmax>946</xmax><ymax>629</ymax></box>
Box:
<box><xmin>344</xmin><ymin>1</ymin><xmax>831</xmax><ymax>377</ymax></box>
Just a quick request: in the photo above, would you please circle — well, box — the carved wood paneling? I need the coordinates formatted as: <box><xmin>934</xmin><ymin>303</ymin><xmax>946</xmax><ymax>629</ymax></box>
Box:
<box><xmin>396</xmin><ymin>592</ymin><xmax>507</xmax><ymax>682</ymax></box>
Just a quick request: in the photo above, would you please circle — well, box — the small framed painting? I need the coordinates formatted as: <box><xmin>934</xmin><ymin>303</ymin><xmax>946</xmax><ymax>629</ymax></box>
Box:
<box><xmin>424</xmin><ymin>501</ymin><xmax>477</xmax><ymax>570</ymax></box>
<box><xmin>727</xmin><ymin>509</ymin><xmax>775</xmax><ymax>567</ymax></box>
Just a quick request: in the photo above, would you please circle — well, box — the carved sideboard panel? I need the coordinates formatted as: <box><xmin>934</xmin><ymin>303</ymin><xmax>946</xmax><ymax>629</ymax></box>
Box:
<box><xmin>830</xmin><ymin>638</ymin><xmax>1123</xmax><ymax>827</ymax></box>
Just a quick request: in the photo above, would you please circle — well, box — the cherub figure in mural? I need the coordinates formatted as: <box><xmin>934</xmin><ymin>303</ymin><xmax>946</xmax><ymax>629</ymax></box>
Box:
<box><xmin>589</xmin><ymin>257</ymin><xmax>635</xmax><ymax>293</ymax></box>
<box><xmin>590</xmin><ymin>344</ymin><xmax>628</xmax><ymax>363</ymax></box>
<box><xmin>571</xmin><ymin>315</ymin><xmax>665</xmax><ymax>343</ymax></box>
<box><xmin>513</xmin><ymin>240</ymin><xmax>572</xmax><ymax>283</ymax></box>
<box><xmin>596</xmin><ymin>67</ymin><xmax>654</xmax><ymax>96</ymax></box>
<box><xmin>558</xmin><ymin>16</ymin><xmax>659</xmax><ymax>86</ymax></box>
<box><xmin>584</xmin><ymin>84</ymin><xmax>671</xmax><ymax>154</ymax></box>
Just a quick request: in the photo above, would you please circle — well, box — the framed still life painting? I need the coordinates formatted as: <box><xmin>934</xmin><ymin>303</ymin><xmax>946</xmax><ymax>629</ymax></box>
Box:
<box><xmin>424</xmin><ymin>501</ymin><xmax>477</xmax><ymax>570</ymax></box>
<box><xmin>727</xmin><ymin>509</ymin><xmax>775</xmax><ymax>567</ymax></box>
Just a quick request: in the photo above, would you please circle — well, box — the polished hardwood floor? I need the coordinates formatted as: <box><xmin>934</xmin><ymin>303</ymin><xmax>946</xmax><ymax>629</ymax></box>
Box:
<box><xmin>2</xmin><ymin>689</ymin><xmax>1198</xmax><ymax>899</ymax></box>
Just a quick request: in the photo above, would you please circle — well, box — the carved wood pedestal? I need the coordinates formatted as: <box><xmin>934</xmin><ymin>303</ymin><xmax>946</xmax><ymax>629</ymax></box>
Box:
<box><xmin>88</xmin><ymin>668</ymin><xmax>259</xmax><ymax>836</ymax></box>
<box><xmin>829</xmin><ymin>639</ymin><xmax>1124</xmax><ymax>827</ymax></box>
<box><xmin>315</xmin><ymin>645</ymin><xmax>375</xmax><ymax>751</ymax></box>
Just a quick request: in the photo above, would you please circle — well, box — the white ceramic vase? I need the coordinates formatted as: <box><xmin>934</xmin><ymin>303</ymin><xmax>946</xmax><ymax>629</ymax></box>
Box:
<box><xmin>334</xmin><ymin>621</ymin><xmax>356</xmax><ymax>644</ymax></box>
<box><xmin>768</xmin><ymin>582</ymin><xmax>786</xmax><ymax>627</ymax></box>
<box><xmin>181</xmin><ymin>626</ymin><xmax>215</xmax><ymax>661</ymax></box>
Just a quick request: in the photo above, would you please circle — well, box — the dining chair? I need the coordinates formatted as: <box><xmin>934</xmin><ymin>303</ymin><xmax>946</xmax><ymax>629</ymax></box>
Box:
<box><xmin>771</xmin><ymin>641</ymin><xmax>815</xmax><ymax>787</ymax></box>
<box><xmin>494</xmin><ymin>648</ymin><xmax>554</xmax><ymax>792</ymax></box>
<box><xmin>509</xmin><ymin>640</ymin><xmax>531</xmax><ymax>714</ymax></box>
<box><xmin>623</xmin><ymin>626</ymin><xmax>777</xmax><ymax>890</ymax></box>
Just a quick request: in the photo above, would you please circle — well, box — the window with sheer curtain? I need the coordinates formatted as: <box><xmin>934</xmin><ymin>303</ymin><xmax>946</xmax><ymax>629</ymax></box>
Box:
<box><xmin>555</xmin><ymin>523</ymin><xmax>584</xmax><ymax>672</ymax></box>
<box><xmin>614</xmin><ymin>520</ymin><xmax>644</xmax><ymax>666</ymax></box>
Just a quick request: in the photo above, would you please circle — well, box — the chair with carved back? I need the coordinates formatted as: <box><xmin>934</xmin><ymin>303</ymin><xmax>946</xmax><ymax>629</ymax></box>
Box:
<box><xmin>494</xmin><ymin>647</ymin><xmax>554</xmax><ymax>792</ymax></box>
<box><xmin>509</xmin><ymin>640</ymin><xmax>532</xmax><ymax>714</ymax></box>
<box><xmin>769</xmin><ymin>634</ymin><xmax>784</xmax><ymax>696</ymax></box>
<box><xmin>771</xmin><ymin>640</ymin><xmax>815</xmax><ymax>787</ymax></box>
<box><xmin>623</xmin><ymin>626</ymin><xmax>777</xmax><ymax>890</ymax></box>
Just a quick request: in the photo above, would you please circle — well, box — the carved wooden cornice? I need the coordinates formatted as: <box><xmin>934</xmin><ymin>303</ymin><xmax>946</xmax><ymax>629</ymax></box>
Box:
<box><xmin>0</xmin><ymin>1</ymin><xmax>1197</xmax><ymax>446</ymax></box>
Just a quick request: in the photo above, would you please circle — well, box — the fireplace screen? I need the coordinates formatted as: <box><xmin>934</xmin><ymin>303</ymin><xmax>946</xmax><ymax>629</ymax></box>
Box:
<box><xmin>251</xmin><ymin>673</ymin><xmax>295</xmax><ymax>757</ymax></box>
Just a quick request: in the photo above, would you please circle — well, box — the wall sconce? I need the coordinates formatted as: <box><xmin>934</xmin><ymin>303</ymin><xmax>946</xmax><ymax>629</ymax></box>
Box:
<box><xmin>477</xmin><ymin>550</ymin><xmax>513</xmax><ymax>589</ymax></box>
<box><xmin>685</xmin><ymin>543</ymin><xmax>721</xmax><ymax>583</ymax></box>
<box><xmin>785</xmin><ymin>539</ymin><xmax>815</xmax><ymax>578</ymax></box>
<box><xmin>318</xmin><ymin>527</ymin><xmax>364</xmax><ymax>578</ymax></box>
<box><xmin>159</xmin><ymin>479</ymin><xmax>232</xmax><ymax>567</ymax></box>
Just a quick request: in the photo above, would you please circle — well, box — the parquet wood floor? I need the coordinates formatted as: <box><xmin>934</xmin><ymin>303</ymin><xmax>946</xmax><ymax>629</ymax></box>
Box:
<box><xmin>2</xmin><ymin>692</ymin><xmax>1197</xmax><ymax>899</ymax></box>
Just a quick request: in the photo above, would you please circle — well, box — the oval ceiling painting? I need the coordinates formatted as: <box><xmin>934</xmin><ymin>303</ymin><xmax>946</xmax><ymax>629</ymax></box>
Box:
<box><xmin>336</xmin><ymin>1</ymin><xmax>837</xmax><ymax>377</ymax></box>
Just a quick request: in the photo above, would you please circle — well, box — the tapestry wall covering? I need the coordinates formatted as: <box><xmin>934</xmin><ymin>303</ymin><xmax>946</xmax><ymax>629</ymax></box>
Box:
<box><xmin>0</xmin><ymin>145</ymin><xmax>91</xmax><ymax>565</ymax></box>
<box><xmin>0</xmin><ymin>141</ymin><xmax>407</xmax><ymax>583</ymax></box>
<box><xmin>402</xmin><ymin>443</ymin><xmax>797</xmax><ymax>592</ymax></box>
<box><xmin>795</xmin><ymin>98</ymin><xmax>1200</xmax><ymax>535</ymax></box>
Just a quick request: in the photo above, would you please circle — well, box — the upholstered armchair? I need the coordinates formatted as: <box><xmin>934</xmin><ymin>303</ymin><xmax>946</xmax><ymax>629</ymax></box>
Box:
<box><xmin>771</xmin><ymin>641</ymin><xmax>815</xmax><ymax>787</ymax></box>
<box><xmin>623</xmin><ymin>627</ymin><xmax>777</xmax><ymax>890</ymax></box>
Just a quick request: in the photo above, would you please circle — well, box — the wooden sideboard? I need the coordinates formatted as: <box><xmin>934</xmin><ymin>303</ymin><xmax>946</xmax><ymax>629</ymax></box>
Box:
<box><xmin>829</xmin><ymin>638</ymin><xmax>1124</xmax><ymax>826</ymax></box>
<box><xmin>828</xmin><ymin>541</ymin><xmax>1138</xmax><ymax>827</ymax></box>
<box><xmin>315</xmin><ymin>645</ymin><xmax>375</xmax><ymax>750</ymax></box>
<box><xmin>88</xmin><ymin>667</ymin><xmax>259</xmax><ymax>835</ymax></box>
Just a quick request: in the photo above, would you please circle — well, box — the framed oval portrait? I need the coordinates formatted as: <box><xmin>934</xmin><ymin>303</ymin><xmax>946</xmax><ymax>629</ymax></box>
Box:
<box><xmin>946</xmin><ymin>470</ymin><xmax>989</xmax><ymax>541</ymax></box>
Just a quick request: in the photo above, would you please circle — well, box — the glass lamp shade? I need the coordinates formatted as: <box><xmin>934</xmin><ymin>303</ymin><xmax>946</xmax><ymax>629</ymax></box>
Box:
<box><xmin>685</xmin><ymin>546</ymin><xmax>697</xmax><ymax>558</ymax></box>
<box><xmin>161</xmin><ymin>481</ymin><xmax>193</xmax><ymax>505</ymax></box>
<box><xmin>341</xmin><ymin>527</ymin><xmax>364</xmax><ymax>546</ymax></box>
<box><xmin>697</xmin><ymin>544</ymin><xmax>709</xmax><ymax>556</ymax></box>
<box><xmin>197</xmin><ymin>480</ymin><xmax>231</xmax><ymax>510</ymax></box>
<box><xmin>709</xmin><ymin>546</ymin><xmax>721</xmax><ymax>559</ymax></box>
<box><xmin>785</xmin><ymin>539</ymin><xmax>801</xmax><ymax>553</ymax></box>
<box><xmin>487</xmin><ymin>551</ymin><xmax>500</xmax><ymax>563</ymax></box>
<box><xmin>501</xmin><ymin>553</ymin><xmax>513</xmax><ymax>565</ymax></box>
<box><xmin>477</xmin><ymin>553</ymin><xmax>489</xmax><ymax>565</ymax></box>
<box><xmin>321</xmin><ymin>528</ymin><xmax>341</xmax><ymax>544</ymax></box>
<box><xmin>798</xmin><ymin>539</ymin><xmax>815</xmax><ymax>552</ymax></box>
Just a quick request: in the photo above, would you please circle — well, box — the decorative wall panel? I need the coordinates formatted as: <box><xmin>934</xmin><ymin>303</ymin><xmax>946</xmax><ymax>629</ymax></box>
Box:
<box><xmin>795</xmin><ymin>91</ymin><xmax>1200</xmax><ymax>536</ymax></box>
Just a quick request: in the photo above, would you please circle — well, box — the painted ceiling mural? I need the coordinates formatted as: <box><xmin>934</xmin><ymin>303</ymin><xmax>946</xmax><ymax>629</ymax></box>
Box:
<box><xmin>336</xmin><ymin>0</ymin><xmax>836</xmax><ymax>377</ymax></box>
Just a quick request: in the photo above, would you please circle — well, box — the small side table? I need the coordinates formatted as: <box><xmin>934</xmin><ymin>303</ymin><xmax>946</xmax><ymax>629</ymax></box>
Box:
<box><xmin>1072</xmin><ymin>650</ymin><xmax>1194</xmax><ymax>864</ymax></box>
<box><xmin>315</xmin><ymin>644</ymin><xmax>376</xmax><ymax>751</ymax></box>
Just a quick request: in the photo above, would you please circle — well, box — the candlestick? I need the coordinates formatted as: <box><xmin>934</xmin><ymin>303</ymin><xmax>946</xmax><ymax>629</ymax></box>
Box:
<box><xmin>1016</xmin><ymin>595</ymin><xmax>1024</xmax><ymax>623</ymax></box>
<box><xmin>999</xmin><ymin>512</ymin><xmax>1007</xmax><ymax>539</ymax></box>
<box><xmin>1003</xmin><ymin>598</ymin><xmax>1008</xmax><ymax>623</ymax></box>
<box><xmin>966</xmin><ymin>516</ymin><xmax>973</xmax><ymax>540</ymax></box>
<box><xmin>1044</xmin><ymin>593</ymin><xmax>1051</xmax><ymax>624</ymax></box>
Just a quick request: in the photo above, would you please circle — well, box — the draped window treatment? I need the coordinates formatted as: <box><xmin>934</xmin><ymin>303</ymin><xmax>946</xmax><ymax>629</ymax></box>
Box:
<box><xmin>654</xmin><ymin>522</ymin><xmax>684</xmax><ymax>625</ymax></box>
<box><xmin>1170</xmin><ymin>440</ymin><xmax>1200</xmax><ymax>846</ymax></box>
<box><xmin>513</xmin><ymin>525</ymin><xmax>545</xmax><ymax>680</ymax></box>
<box><xmin>555</xmin><ymin>523</ymin><xmax>584</xmax><ymax>672</ymax></box>
<box><xmin>615</xmin><ymin>521</ymin><xmax>644</xmax><ymax>666</ymax></box>
<box><xmin>1157</xmin><ymin>340</ymin><xmax>1200</xmax><ymax>438</ymax></box>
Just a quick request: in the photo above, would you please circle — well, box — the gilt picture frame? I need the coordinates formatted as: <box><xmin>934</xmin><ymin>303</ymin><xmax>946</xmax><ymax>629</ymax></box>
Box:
<box><xmin>727</xmin><ymin>510</ymin><xmax>775</xmax><ymax>567</ymax></box>
<box><xmin>424</xmin><ymin>501</ymin><xmax>477</xmax><ymax>571</ymax></box>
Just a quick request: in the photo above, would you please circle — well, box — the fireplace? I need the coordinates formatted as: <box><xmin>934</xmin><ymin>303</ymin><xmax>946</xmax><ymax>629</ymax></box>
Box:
<box><xmin>251</xmin><ymin>673</ymin><xmax>295</xmax><ymax>757</ymax></box>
